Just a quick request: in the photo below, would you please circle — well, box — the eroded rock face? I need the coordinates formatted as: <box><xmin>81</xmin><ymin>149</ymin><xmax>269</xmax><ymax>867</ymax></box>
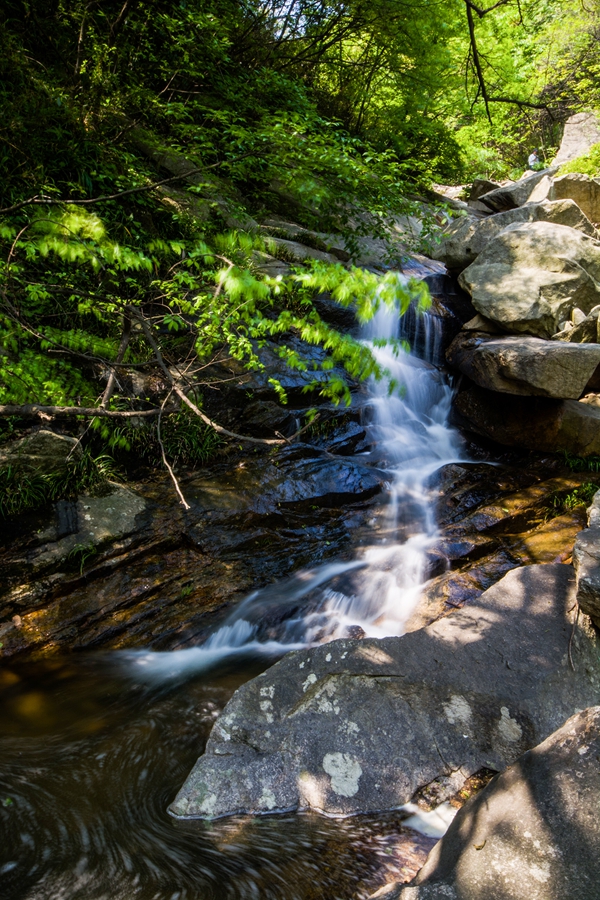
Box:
<box><xmin>382</xmin><ymin>706</ymin><xmax>600</xmax><ymax>900</ymax></box>
<box><xmin>477</xmin><ymin>168</ymin><xmax>557</xmax><ymax>212</ymax></box>
<box><xmin>554</xmin><ymin>111</ymin><xmax>600</xmax><ymax>166</ymax></box>
<box><xmin>170</xmin><ymin>564</ymin><xmax>600</xmax><ymax>820</ymax></box>
<box><xmin>459</xmin><ymin>221</ymin><xmax>600</xmax><ymax>338</ymax></box>
<box><xmin>549</xmin><ymin>173</ymin><xmax>600</xmax><ymax>225</ymax></box>
<box><xmin>453</xmin><ymin>385</ymin><xmax>600</xmax><ymax>455</ymax></box>
<box><xmin>433</xmin><ymin>199</ymin><xmax>597</xmax><ymax>272</ymax></box>
<box><xmin>446</xmin><ymin>333</ymin><xmax>600</xmax><ymax>398</ymax></box>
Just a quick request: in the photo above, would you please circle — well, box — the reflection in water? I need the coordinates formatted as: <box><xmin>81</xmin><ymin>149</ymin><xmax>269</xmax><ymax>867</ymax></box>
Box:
<box><xmin>0</xmin><ymin>656</ymin><xmax>435</xmax><ymax>900</ymax></box>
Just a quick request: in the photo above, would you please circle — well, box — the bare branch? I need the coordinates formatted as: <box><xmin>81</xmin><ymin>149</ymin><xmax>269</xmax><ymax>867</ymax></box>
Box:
<box><xmin>157</xmin><ymin>393</ymin><xmax>191</xmax><ymax>510</ymax></box>
<box><xmin>101</xmin><ymin>312</ymin><xmax>132</xmax><ymax>407</ymax></box>
<box><xmin>0</xmin><ymin>404</ymin><xmax>176</xmax><ymax>419</ymax></box>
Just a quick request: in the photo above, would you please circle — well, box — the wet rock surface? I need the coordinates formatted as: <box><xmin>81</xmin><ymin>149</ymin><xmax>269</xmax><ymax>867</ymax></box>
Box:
<box><xmin>380</xmin><ymin>706</ymin><xmax>600</xmax><ymax>900</ymax></box>
<box><xmin>171</xmin><ymin>564</ymin><xmax>600</xmax><ymax>819</ymax></box>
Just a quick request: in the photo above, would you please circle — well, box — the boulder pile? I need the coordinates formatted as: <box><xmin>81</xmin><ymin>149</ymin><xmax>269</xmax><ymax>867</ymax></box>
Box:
<box><xmin>434</xmin><ymin>158</ymin><xmax>600</xmax><ymax>456</ymax></box>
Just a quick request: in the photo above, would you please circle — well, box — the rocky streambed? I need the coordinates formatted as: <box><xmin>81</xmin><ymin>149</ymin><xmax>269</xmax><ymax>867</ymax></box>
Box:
<box><xmin>3</xmin><ymin>118</ymin><xmax>600</xmax><ymax>899</ymax></box>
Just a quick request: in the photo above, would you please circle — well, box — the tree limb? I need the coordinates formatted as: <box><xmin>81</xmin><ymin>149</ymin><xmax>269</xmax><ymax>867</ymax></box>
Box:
<box><xmin>101</xmin><ymin>312</ymin><xmax>132</xmax><ymax>407</ymax></box>
<box><xmin>0</xmin><ymin>404</ymin><xmax>176</xmax><ymax>419</ymax></box>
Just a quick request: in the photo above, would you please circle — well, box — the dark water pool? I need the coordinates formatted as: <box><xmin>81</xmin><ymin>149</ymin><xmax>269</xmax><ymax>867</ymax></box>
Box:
<box><xmin>0</xmin><ymin>654</ymin><xmax>434</xmax><ymax>900</ymax></box>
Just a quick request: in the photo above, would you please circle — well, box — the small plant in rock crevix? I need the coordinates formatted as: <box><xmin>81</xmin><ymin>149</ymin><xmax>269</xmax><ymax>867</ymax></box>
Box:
<box><xmin>550</xmin><ymin>482</ymin><xmax>600</xmax><ymax>514</ymax></box>
<box><xmin>562</xmin><ymin>451</ymin><xmax>600</xmax><ymax>473</ymax></box>
<box><xmin>0</xmin><ymin>449</ymin><xmax>121</xmax><ymax>519</ymax></box>
<box><xmin>67</xmin><ymin>542</ymin><xmax>98</xmax><ymax>575</ymax></box>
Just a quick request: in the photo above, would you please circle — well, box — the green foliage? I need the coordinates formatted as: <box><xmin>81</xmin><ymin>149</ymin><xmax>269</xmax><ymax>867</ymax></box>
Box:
<box><xmin>97</xmin><ymin>408</ymin><xmax>222</xmax><ymax>467</ymax></box>
<box><xmin>562</xmin><ymin>451</ymin><xmax>600</xmax><ymax>474</ymax></box>
<box><xmin>0</xmin><ymin>449</ymin><xmax>119</xmax><ymax>519</ymax></box>
<box><xmin>559</xmin><ymin>141</ymin><xmax>600</xmax><ymax>177</ymax></box>
<box><xmin>551</xmin><ymin>482</ymin><xmax>599</xmax><ymax>514</ymax></box>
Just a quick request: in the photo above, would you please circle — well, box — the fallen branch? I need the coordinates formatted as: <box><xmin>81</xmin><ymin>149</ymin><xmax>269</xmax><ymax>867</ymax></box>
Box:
<box><xmin>157</xmin><ymin>393</ymin><xmax>191</xmax><ymax>510</ymax></box>
<box><xmin>130</xmin><ymin>306</ymin><xmax>288</xmax><ymax>446</ymax></box>
<box><xmin>0</xmin><ymin>404</ymin><xmax>176</xmax><ymax>418</ymax></box>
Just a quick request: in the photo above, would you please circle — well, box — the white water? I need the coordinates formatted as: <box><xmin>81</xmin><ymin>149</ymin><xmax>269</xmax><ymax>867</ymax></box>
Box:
<box><xmin>126</xmin><ymin>289</ymin><xmax>463</xmax><ymax>682</ymax></box>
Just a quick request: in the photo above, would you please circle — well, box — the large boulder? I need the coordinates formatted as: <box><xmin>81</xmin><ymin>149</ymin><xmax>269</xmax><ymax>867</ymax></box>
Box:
<box><xmin>170</xmin><ymin>564</ymin><xmax>600</xmax><ymax>820</ymax></box>
<box><xmin>459</xmin><ymin>221</ymin><xmax>600</xmax><ymax>338</ymax></box>
<box><xmin>549</xmin><ymin>173</ymin><xmax>600</xmax><ymax>225</ymax></box>
<box><xmin>554</xmin><ymin>112</ymin><xmax>600</xmax><ymax>166</ymax></box>
<box><xmin>0</xmin><ymin>429</ymin><xmax>81</xmax><ymax>474</ymax></box>
<box><xmin>477</xmin><ymin>168</ymin><xmax>557</xmax><ymax>212</ymax></box>
<box><xmin>453</xmin><ymin>384</ymin><xmax>600</xmax><ymax>455</ymax></box>
<box><xmin>573</xmin><ymin>489</ymin><xmax>600</xmax><ymax>629</ymax></box>
<box><xmin>446</xmin><ymin>332</ymin><xmax>600</xmax><ymax>398</ymax></box>
<box><xmin>380</xmin><ymin>707</ymin><xmax>600</xmax><ymax>900</ymax></box>
<box><xmin>433</xmin><ymin>199</ymin><xmax>597</xmax><ymax>272</ymax></box>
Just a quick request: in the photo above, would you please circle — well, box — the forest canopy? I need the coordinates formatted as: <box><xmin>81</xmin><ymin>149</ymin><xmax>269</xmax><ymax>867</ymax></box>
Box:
<box><xmin>0</xmin><ymin>0</ymin><xmax>598</xmax><ymax>500</ymax></box>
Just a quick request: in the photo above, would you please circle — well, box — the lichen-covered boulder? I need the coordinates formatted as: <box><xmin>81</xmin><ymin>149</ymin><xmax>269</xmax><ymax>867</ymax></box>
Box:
<box><xmin>459</xmin><ymin>221</ymin><xmax>600</xmax><ymax>338</ymax></box>
<box><xmin>380</xmin><ymin>706</ymin><xmax>600</xmax><ymax>900</ymax></box>
<box><xmin>446</xmin><ymin>333</ymin><xmax>600</xmax><ymax>398</ymax></box>
<box><xmin>170</xmin><ymin>564</ymin><xmax>600</xmax><ymax>820</ymax></box>
<box><xmin>433</xmin><ymin>199</ymin><xmax>597</xmax><ymax>272</ymax></box>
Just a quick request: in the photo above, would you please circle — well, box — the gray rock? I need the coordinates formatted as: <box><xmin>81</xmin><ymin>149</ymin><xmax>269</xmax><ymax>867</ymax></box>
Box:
<box><xmin>446</xmin><ymin>333</ymin><xmax>600</xmax><ymax>398</ymax></box>
<box><xmin>382</xmin><ymin>706</ymin><xmax>600</xmax><ymax>900</ymax></box>
<box><xmin>552</xmin><ymin>304</ymin><xmax>600</xmax><ymax>343</ymax></box>
<box><xmin>433</xmin><ymin>199</ymin><xmax>597</xmax><ymax>272</ymax></box>
<box><xmin>0</xmin><ymin>429</ymin><xmax>81</xmax><ymax>474</ymax></box>
<box><xmin>573</xmin><ymin>489</ymin><xmax>600</xmax><ymax>628</ymax></box>
<box><xmin>469</xmin><ymin>179</ymin><xmax>501</xmax><ymax>202</ymax></box>
<box><xmin>453</xmin><ymin>385</ymin><xmax>600</xmax><ymax>456</ymax></box>
<box><xmin>478</xmin><ymin>168</ymin><xmax>558</xmax><ymax>212</ymax></box>
<box><xmin>554</xmin><ymin>112</ymin><xmax>600</xmax><ymax>166</ymax></box>
<box><xmin>549</xmin><ymin>173</ymin><xmax>600</xmax><ymax>225</ymax></box>
<box><xmin>170</xmin><ymin>564</ymin><xmax>600</xmax><ymax>819</ymax></box>
<box><xmin>459</xmin><ymin>221</ymin><xmax>600</xmax><ymax>338</ymax></box>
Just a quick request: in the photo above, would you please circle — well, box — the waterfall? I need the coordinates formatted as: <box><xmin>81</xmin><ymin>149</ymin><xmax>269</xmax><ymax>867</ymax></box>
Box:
<box><xmin>125</xmin><ymin>290</ymin><xmax>463</xmax><ymax>680</ymax></box>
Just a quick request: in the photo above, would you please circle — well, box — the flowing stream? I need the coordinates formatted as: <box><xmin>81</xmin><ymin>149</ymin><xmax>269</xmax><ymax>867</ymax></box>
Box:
<box><xmin>0</xmin><ymin>290</ymin><xmax>463</xmax><ymax>899</ymax></box>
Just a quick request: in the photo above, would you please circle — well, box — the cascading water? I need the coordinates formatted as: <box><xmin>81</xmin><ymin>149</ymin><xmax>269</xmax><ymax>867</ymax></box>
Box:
<box><xmin>129</xmin><ymin>288</ymin><xmax>463</xmax><ymax>681</ymax></box>
<box><xmin>0</xmin><ymin>279</ymin><xmax>467</xmax><ymax>900</ymax></box>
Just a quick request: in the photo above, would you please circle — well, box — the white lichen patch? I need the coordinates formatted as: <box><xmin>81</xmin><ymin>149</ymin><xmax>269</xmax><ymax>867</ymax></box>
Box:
<box><xmin>322</xmin><ymin>752</ymin><xmax>362</xmax><ymax>797</ymax></box>
<box><xmin>325</xmin><ymin>653</ymin><xmax>332</xmax><ymax>662</ymax></box>
<box><xmin>339</xmin><ymin>720</ymin><xmax>360</xmax><ymax>735</ymax></box>
<box><xmin>259</xmin><ymin>700</ymin><xmax>274</xmax><ymax>723</ymax></box>
<box><xmin>443</xmin><ymin>694</ymin><xmax>473</xmax><ymax>728</ymax></box>
<box><xmin>260</xmin><ymin>685</ymin><xmax>275</xmax><ymax>699</ymax></box>
<box><xmin>498</xmin><ymin>706</ymin><xmax>523</xmax><ymax>742</ymax></box>
<box><xmin>198</xmin><ymin>792</ymin><xmax>218</xmax><ymax>816</ymax></box>
<box><xmin>302</xmin><ymin>673</ymin><xmax>317</xmax><ymax>692</ymax></box>
<box><xmin>258</xmin><ymin>788</ymin><xmax>278</xmax><ymax>810</ymax></box>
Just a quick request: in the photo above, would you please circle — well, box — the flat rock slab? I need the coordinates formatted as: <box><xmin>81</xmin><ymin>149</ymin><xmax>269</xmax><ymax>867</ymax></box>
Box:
<box><xmin>446</xmin><ymin>332</ymin><xmax>600</xmax><ymax>398</ymax></box>
<box><xmin>434</xmin><ymin>199</ymin><xmax>597</xmax><ymax>272</ymax></box>
<box><xmin>459</xmin><ymin>221</ymin><xmax>600</xmax><ymax>338</ymax></box>
<box><xmin>170</xmin><ymin>564</ymin><xmax>600</xmax><ymax>820</ymax></box>
<box><xmin>381</xmin><ymin>706</ymin><xmax>600</xmax><ymax>900</ymax></box>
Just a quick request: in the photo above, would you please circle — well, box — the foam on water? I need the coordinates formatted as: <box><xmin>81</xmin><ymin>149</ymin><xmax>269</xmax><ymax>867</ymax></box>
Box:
<box><xmin>124</xmin><ymin>285</ymin><xmax>463</xmax><ymax>680</ymax></box>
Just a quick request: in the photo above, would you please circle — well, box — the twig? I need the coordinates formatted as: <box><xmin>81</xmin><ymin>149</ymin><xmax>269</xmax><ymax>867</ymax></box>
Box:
<box><xmin>129</xmin><ymin>306</ymin><xmax>288</xmax><ymax>446</ymax></box>
<box><xmin>0</xmin><ymin>154</ymin><xmax>258</xmax><ymax>216</ymax></box>
<box><xmin>568</xmin><ymin>603</ymin><xmax>580</xmax><ymax>672</ymax></box>
<box><xmin>157</xmin><ymin>393</ymin><xmax>190</xmax><ymax>510</ymax></box>
<box><xmin>101</xmin><ymin>312</ymin><xmax>132</xmax><ymax>407</ymax></box>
